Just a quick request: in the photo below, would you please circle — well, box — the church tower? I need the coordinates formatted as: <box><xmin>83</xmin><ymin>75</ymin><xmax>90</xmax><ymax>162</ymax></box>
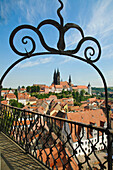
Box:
<box><xmin>56</xmin><ymin>69</ymin><xmax>60</xmax><ymax>85</ymax></box>
<box><xmin>53</xmin><ymin>69</ymin><xmax>60</xmax><ymax>85</ymax></box>
<box><xmin>69</xmin><ymin>75</ymin><xmax>71</xmax><ymax>86</ymax></box>
<box><xmin>88</xmin><ymin>83</ymin><xmax>92</xmax><ymax>95</ymax></box>
<box><xmin>53</xmin><ymin>69</ymin><xmax>57</xmax><ymax>84</ymax></box>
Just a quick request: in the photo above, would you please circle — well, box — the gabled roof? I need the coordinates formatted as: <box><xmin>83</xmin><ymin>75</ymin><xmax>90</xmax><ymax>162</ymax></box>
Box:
<box><xmin>60</xmin><ymin>81</ymin><xmax>69</xmax><ymax>88</ymax></box>
<box><xmin>6</xmin><ymin>93</ymin><xmax>16</xmax><ymax>99</ymax></box>
<box><xmin>67</xmin><ymin>109</ymin><xmax>106</xmax><ymax>126</ymax></box>
<box><xmin>18</xmin><ymin>92</ymin><xmax>29</xmax><ymax>100</ymax></box>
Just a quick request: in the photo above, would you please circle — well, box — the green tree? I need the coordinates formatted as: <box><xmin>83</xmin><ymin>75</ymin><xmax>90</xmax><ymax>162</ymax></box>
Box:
<box><xmin>100</xmin><ymin>92</ymin><xmax>104</xmax><ymax>97</ymax></box>
<box><xmin>36</xmin><ymin>86</ymin><xmax>40</xmax><ymax>92</ymax></box>
<box><xmin>72</xmin><ymin>90</ymin><xmax>76</xmax><ymax>99</ymax></box>
<box><xmin>80</xmin><ymin>90</ymin><xmax>85</xmax><ymax>97</ymax></box>
<box><xmin>26</xmin><ymin>86</ymin><xmax>31</xmax><ymax>92</ymax></box>
<box><xmin>14</xmin><ymin>89</ymin><xmax>18</xmax><ymax>99</ymax></box>
<box><xmin>21</xmin><ymin>86</ymin><xmax>25</xmax><ymax>88</ymax></box>
<box><xmin>9</xmin><ymin>99</ymin><xmax>24</xmax><ymax>108</ymax></box>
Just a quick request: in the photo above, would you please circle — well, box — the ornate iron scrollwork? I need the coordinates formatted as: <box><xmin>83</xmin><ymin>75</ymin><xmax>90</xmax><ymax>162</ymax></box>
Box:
<box><xmin>9</xmin><ymin>0</ymin><xmax>101</xmax><ymax>64</ymax></box>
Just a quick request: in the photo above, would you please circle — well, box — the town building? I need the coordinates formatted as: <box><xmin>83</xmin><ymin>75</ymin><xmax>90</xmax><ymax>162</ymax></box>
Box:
<box><xmin>61</xmin><ymin>109</ymin><xmax>107</xmax><ymax>156</ymax></box>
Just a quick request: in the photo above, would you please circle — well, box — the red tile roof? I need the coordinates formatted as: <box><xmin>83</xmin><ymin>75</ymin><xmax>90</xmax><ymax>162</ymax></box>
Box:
<box><xmin>60</xmin><ymin>81</ymin><xmax>69</xmax><ymax>88</ymax></box>
<box><xmin>67</xmin><ymin>109</ymin><xmax>106</xmax><ymax>142</ymax></box>
<box><xmin>37</xmin><ymin>142</ymin><xmax>78</xmax><ymax>169</ymax></box>
<box><xmin>6</xmin><ymin>93</ymin><xmax>16</xmax><ymax>99</ymax></box>
<box><xmin>72</xmin><ymin>85</ymin><xmax>88</xmax><ymax>90</ymax></box>
<box><xmin>1</xmin><ymin>100</ymin><xmax>8</xmax><ymax>105</ymax></box>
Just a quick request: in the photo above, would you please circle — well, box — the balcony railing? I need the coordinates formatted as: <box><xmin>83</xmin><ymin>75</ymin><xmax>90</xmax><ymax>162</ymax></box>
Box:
<box><xmin>0</xmin><ymin>104</ymin><xmax>113</xmax><ymax>169</ymax></box>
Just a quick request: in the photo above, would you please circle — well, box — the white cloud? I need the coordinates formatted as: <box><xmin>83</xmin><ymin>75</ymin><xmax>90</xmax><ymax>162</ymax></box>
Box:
<box><xmin>0</xmin><ymin>0</ymin><xmax>58</xmax><ymax>25</ymax></box>
<box><xmin>86</xmin><ymin>0</ymin><xmax>113</xmax><ymax>37</ymax></box>
<box><xmin>0</xmin><ymin>0</ymin><xmax>9</xmax><ymax>24</ymax></box>
<box><xmin>17</xmin><ymin>57</ymin><xmax>53</xmax><ymax>68</ymax></box>
<box><xmin>65</xmin><ymin>0</ymin><xmax>113</xmax><ymax>60</ymax></box>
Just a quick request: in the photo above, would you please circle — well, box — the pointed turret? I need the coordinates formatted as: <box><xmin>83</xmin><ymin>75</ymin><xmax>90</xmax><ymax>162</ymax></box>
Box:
<box><xmin>88</xmin><ymin>83</ymin><xmax>92</xmax><ymax>95</ymax></box>
<box><xmin>53</xmin><ymin>69</ymin><xmax>57</xmax><ymax>84</ymax></box>
<box><xmin>69</xmin><ymin>75</ymin><xmax>71</xmax><ymax>86</ymax></box>
<box><xmin>57</xmin><ymin>68</ymin><xmax>60</xmax><ymax>85</ymax></box>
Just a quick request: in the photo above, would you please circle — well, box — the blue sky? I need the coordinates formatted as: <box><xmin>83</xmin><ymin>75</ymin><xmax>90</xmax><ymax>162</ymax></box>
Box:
<box><xmin>0</xmin><ymin>0</ymin><xmax>113</xmax><ymax>88</ymax></box>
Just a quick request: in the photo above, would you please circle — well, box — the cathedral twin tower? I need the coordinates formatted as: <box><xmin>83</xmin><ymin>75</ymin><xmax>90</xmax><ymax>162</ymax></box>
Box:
<box><xmin>53</xmin><ymin>69</ymin><xmax>60</xmax><ymax>85</ymax></box>
<box><xmin>53</xmin><ymin>69</ymin><xmax>71</xmax><ymax>85</ymax></box>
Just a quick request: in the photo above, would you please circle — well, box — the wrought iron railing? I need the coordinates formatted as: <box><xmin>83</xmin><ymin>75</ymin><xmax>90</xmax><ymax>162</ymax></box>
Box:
<box><xmin>1</xmin><ymin>103</ymin><xmax>113</xmax><ymax>169</ymax></box>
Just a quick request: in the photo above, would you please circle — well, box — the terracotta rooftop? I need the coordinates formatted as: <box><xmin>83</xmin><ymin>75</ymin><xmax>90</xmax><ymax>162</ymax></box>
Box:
<box><xmin>67</xmin><ymin>109</ymin><xmax>107</xmax><ymax>142</ymax></box>
<box><xmin>6</xmin><ymin>93</ymin><xmax>16</xmax><ymax>99</ymax></box>
<box><xmin>37</xmin><ymin>142</ymin><xmax>78</xmax><ymax>169</ymax></box>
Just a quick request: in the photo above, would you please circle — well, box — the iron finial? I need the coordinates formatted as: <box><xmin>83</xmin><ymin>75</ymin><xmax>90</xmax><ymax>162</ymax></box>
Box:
<box><xmin>57</xmin><ymin>0</ymin><xmax>64</xmax><ymax>26</ymax></box>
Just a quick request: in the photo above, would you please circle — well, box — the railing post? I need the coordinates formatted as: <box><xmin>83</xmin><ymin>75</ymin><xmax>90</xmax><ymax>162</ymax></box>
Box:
<box><xmin>108</xmin><ymin>129</ymin><xmax>112</xmax><ymax>170</ymax></box>
<box><xmin>0</xmin><ymin>85</ymin><xmax>2</xmax><ymax>131</ymax></box>
<box><xmin>24</xmin><ymin>110</ymin><xmax>28</xmax><ymax>153</ymax></box>
<box><xmin>106</xmin><ymin>104</ymin><xmax>112</xmax><ymax>170</ymax></box>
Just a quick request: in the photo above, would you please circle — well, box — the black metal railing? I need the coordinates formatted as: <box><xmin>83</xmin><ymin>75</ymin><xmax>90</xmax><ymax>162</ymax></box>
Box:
<box><xmin>1</xmin><ymin>104</ymin><xmax>113</xmax><ymax>169</ymax></box>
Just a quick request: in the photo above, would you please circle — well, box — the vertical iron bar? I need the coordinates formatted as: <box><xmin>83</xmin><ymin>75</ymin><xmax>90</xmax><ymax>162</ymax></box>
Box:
<box><xmin>0</xmin><ymin>85</ymin><xmax>2</xmax><ymax>116</ymax></box>
<box><xmin>0</xmin><ymin>85</ymin><xmax>2</xmax><ymax>131</ymax></box>
<box><xmin>104</xmin><ymin>86</ymin><xmax>112</xmax><ymax>170</ymax></box>
<box><xmin>24</xmin><ymin>110</ymin><xmax>28</xmax><ymax>153</ymax></box>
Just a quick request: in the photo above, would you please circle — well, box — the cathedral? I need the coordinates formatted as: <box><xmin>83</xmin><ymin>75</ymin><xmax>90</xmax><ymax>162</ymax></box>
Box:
<box><xmin>53</xmin><ymin>69</ymin><xmax>71</xmax><ymax>86</ymax></box>
<box><xmin>53</xmin><ymin>69</ymin><xmax>60</xmax><ymax>85</ymax></box>
<box><xmin>52</xmin><ymin>69</ymin><xmax>92</xmax><ymax>95</ymax></box>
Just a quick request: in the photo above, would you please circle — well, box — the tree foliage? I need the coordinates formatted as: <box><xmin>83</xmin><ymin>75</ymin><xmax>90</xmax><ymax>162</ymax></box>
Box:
<box><xmin>72</xmin><ymin>90</ymin><xmax>91</xmax><ymax>106</ymax></box>
<box><xmin>26</xmin><ymin>85</ymin><xmax>40</xmax><ymax>93</ymax></box>
<box><xmin>9</xmin><ymin>99</ymin><xmax>24</xmax><ymax>108</ymax></box>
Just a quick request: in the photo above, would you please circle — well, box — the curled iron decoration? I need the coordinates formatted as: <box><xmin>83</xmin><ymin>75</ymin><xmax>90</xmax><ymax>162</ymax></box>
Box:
<box><xmin>9</xmin><ymin>0</ymin><xmax>101</xmax><ymax>64</ymax></box>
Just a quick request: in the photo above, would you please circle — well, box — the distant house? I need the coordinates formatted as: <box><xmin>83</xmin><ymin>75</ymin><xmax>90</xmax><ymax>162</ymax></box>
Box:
<box><xmin>72</xmin><ymin>85</ymin><xmax>88</xmax><ymax>93</ymax></box>
<box><xmin>1</xmin><ymin>90</ymin><xmax>9</xmax><ymax>97</ymax></box>
<box><xmin>28</xmin><ymin>96</ymin><xmax>37</xmax><ymax>105</ymax></box>
<box><xmin>54</xmin><ymin>85</ymin><xmax>63</xmax><ymax>93</ymax></box>
<box><xmin>42</xmin><ymin>85</ymin><xmax>49</xmax><ymax>94</ymax></box>
<box><xmin>49</xmin><ymin>85</ymin><xmax>55</xmax><ymax>93</ymax></box>
<box><xmin>18</xmin><ymin>93</ymin><xmax>30</xmax><ymax>105</ymax></box>
<box><xmin>5</xmin><ymin>93</ymin><xmax>17</xmax><ymax>104</ymax></box>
